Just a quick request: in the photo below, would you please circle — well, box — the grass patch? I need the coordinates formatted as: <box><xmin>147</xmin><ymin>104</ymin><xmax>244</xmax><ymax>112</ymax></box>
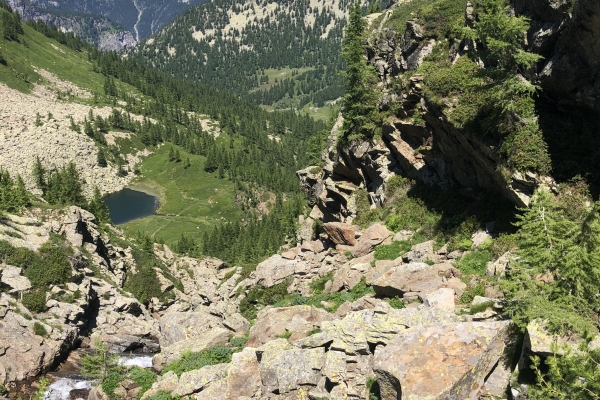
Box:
<box><xmin>460</xmin><ymin>282</ymin><xmax>485</xmax><ymax>304</ymax></box>
<box><xmin>469</xmin><ymin>300</ymin><xmax>495</xmax><ymax>315</ymax></box>
<box><xmin>121</xmin><ymin>144</ymin><xmax>241</xmax><ymax>249</ymax></box>
<box><xmin>374</xmin><ymin>240</ymin><xmax>411</xmax><ymax>261</ymax></box>
<box><xmin>33</xmin><ymin>321</ymin><xmax>49</xmax><ymax>338</ymax></box>
<box><xmin>387</xmin><ymin>296</ymin><xmax>406</xmax><ymax>309</ymax></box>
<box><xmin>454</xmin><ymin>250</ymin><xmax>492</xmax><ymax>275</ymax></box>
<box><xmin>163</xmin><ymin>346</ymin><xmax>233</xmax><ymax>377</ymax></box>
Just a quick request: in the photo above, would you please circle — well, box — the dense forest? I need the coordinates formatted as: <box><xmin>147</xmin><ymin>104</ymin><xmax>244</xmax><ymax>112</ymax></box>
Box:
<box><xmin>131</xmin><ymin>0</ymin><xmax>381</xmax><ymax>108</ymax></box>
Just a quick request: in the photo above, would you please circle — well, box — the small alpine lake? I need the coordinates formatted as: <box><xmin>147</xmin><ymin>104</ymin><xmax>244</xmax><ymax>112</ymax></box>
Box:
<box><xmin>104</xmin><ymin>188</ymin><xmax>160</xmax><ymax>225</ymax></box>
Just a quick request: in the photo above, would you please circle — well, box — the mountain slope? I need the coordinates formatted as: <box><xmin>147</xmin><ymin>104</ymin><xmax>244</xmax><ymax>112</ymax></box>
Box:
<box><xmin>7</xmin><ymin>0</ymin><xmax>208</xmax><ymax>49</ymax></box>
<box><xmin>131</xmin><ymin>0</ymin><xmax>378</xmax><ymax>108</ymax></box>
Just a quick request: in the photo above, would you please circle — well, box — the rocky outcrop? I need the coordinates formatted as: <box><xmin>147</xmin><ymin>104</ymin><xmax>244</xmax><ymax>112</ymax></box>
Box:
<box><xmin>374</xmin><ymin>320</ymin><xmax>512</xmax><ymax>399</ymax></box>
<box><xmin>0</xmin><ymin>83</ymin><xmax>140</xmax><ymax>198</ymax></box>
<box><xmin>516</xmin><ymin>0</ymin><xmax>600</xmax><ymax>113</ymax></box>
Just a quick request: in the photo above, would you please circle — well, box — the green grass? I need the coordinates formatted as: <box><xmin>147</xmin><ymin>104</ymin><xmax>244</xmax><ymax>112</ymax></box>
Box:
<box><xmin>0</xmin><ymin>23</ymin><xmax>145</xmax><ymax>101</ymax></box>
<box><xmin>255</xmin><ymin>67</ymin><xmax>313</xmax><ymax>92</ymax></box>
<box><xmin>121</xmin><ymin>144</ymin><xmax>241</xmax><ymax>248</ymax></box>
<box><xmin>374</xmin><ymin>240</ymin><xmax>411</xmax><ymax>261</ymax></box>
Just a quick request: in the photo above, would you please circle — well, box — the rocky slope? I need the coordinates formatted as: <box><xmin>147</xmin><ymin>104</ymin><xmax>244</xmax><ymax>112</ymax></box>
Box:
<box><xmin>0</xmin><ymin>75</ymin><xmax>153</xmax><ymax>198</ymax></box>
<box><xmin>298</xmin><ymin>0</ymin><xmax>600</xmax><ymax>223</ymax></box>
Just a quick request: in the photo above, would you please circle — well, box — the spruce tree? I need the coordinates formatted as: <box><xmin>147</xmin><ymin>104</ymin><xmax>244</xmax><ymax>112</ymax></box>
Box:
<box><xmin>32</xmin><ymin>156</ymin><xmax>46</xmax><ymax>194</ymax></box>
<box><xmin>168</xmin><ymin>146</ymin><xmax>175</xmax><ymax>161</ymax></box>
<box><xmin>174</xmin><ymin>149</ymin><xmax>181</xmax><ymax>162</ymax></box>
<box><xmin>341</xmin><ymin>1</ymin><xmax>379</xmax><ymax>141</ymax></box>
<box><xmin>97</xmin><ymin>149</ymin><xmax>107</xmax><ymax>167</ymax></box>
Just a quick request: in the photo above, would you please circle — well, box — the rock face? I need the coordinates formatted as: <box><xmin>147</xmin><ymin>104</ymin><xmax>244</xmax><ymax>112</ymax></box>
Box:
<box><xmin>373</xmin><ymin>321</ymin><xmax>512</xmax><ymax>400</ymax></box>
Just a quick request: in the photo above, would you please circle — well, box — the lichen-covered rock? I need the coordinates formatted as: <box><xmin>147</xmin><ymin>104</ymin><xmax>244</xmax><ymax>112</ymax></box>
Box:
<box><xmin>373</xmin><ymin>321</ymin><xmax>512</xmax><ymax>400</ymax></box>
<box><xmin>173</xmin><ymin>363</ymin><xmax>229</xmax><ymax>396</ymax></box>
<box><xmin>152</xmin><ymin>327</ymin><xmax>230</xmax><ymax>371</ymax></box>
<box><xmin>247</xmin><ymin>305</ymin><xmax>333</xmax><ymax>347</ymax></box>
<box><xmin>253</xmin><ymin>255</ymin><xmax>301</xmax><ymax>288</ymax></box>
<box><xmin>226</xmin><ymin>347</ymin><xmax>261</xmax><ymax>398</ymax></box>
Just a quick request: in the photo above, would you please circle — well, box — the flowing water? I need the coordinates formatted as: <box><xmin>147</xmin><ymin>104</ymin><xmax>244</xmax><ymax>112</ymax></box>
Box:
<box><xmin>104</xmin><ymin>188</ymin><xmax>159</xmax><ymax>225</ymax></box>
<box><xmin>42</xmin><ymin>353</ymin><xmax>154</xmax><ymax>400</ymax></box>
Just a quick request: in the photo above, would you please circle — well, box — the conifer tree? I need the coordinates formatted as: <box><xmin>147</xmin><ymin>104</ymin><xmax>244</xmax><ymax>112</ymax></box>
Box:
<box><xmin>341</xmin><ymin>1</ymin><xmax>379</xmax><ymax>141</ymax></box>
<box><xmin>174</xmin><ymin>149</ymin><xmax>181</xmax><ymax>162</ymax></box>
<box><xmin>32</xmin><ymin>156</ymin><xmax>46</xmax><ymax>194</ymax></box>
<box><xmin>97</xmin><ymin>149</ymin><xmax>107</xmax><ymax>167</ymax></box>
<box><xmin>168</xmin><ymin>146</ymin><xmax>175</xmax><ymax>162</ymax></box>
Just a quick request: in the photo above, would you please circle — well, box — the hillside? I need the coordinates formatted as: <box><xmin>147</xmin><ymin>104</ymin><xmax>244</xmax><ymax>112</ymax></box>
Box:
<box><xmin>6</xmin><ymin>0</ymin><xmax>208</xmax><ymax>50</ymax></box>
<box><xmin>3</xmin><ymin>0</ymin><xmax>600</xmax><ymax>399</ymax></box>
<box><xmin>0</xmin><ymin>4</ymin><xmax>326</xmax><ymax>255</ymax></box>
<box><xmin>130</xmin><ymin>0</ymin><xmax>382</xmax><ymax>111</ymax></box>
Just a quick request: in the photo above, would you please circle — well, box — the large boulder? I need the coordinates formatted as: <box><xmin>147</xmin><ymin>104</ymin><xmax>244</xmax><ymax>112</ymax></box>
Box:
<box><xmin>371</xmin><ymin>262</ymin><xmax>444</xmax><ymax>298</ymax></box>
<box><xmin>252</xmin><ymin>255</ymin><xmax>301</xmax><ymax>288</ymax></box>
<box><xmin>152</xmin><ymin>328</ymin><xmax>230</xmax><ymax>371</ymax></box>
<box><xmin>352</xmin><ymin>223</ymin><xmax>392</xmax><ymax>257</ymax></box>
<box><xmin>226</xmin><ymin>347</ymin><xmax>262</xmax><ymax>398</ymax></box>
<box><xmin>296</xmin><ymin>304</ymin><xmax>459</xmax><ymax>356</ymax></box>
<box><xmin>157</xmin><ymin>310</ymin><xmax>226</xmax><ymax>348</ymax></box>
<box><xmin>373</xmin><ymin>321</ymin><xmax>513</xmax><ymax>399</ymax></box>
<box><xmin>323</xmin><ymin>222</ymin><xmax>358</xmax><ymax>246</ymax></box>
<box><xmin>247</xmin><ymin>305</ymin><xmax>333</xmax><ymax>347</ymax></box>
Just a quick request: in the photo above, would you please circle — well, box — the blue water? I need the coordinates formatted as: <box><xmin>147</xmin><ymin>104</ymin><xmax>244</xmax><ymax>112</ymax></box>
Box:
<box><xmin>104</xmin><ymin>188</ymin><xmax>159</xmax><ymax>225</ymax></box>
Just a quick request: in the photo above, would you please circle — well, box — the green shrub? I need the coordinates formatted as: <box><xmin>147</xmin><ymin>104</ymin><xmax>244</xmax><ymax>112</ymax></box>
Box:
<box><xmin>22</xmin><ymin>289</ymin><xmax>47</xmax><ymax>313</ymax></box>
<box><xmin>354</xmin><ymin>189</ymin><xmax>380</xmax><ymax>227</ymax></box>
<box><xmin>307</xmin><ymin>328</ymin><xmax>322</xmax><ymax>336</ymax></box>
<box><xmin>460</xmin><ymin>283</ymin><xmax>485</xmax><ymax>304</ymax></box>
<box><xmin>229</xmin><ymin>335</ymin><xmax>248</xmax><ymax>348</ymax></box>
<box><xmin>309</xmin><ymin>272</ymin><xmax>334</xmax><ymax>294</ymax></box>
<box><xmin>163</xmin><ymin>346</ymin><xmax>233</xmax><ymax>377</ymax></box>
<box><xmin>374</xmin><ymin>241</ymin><xmax>411</xmax><ymax>261</ymax></box>
<box><xmin>388</xmin><ymin>296</ymin><xmax>405</xmax><ymax>309</ymax></box>
<box><xmin>101</xmin><ymin>371</ymin><xmax>123</xmax><ymax>397</ymax></box>
<box><xmin>33</xmin><ymin>322</ymin><xmax>48</xmax><ymax>337</ymax></box>
<box><xmin>529</xmin><ymin>342</ymin><xmax>600</xmax><ymax>400</ymax></box>
<box><xmin>469</xmin><ymin>300</ymin><xmax>494</xmax><ymax>315</ymax></box>
<box><xmin>128</xmin><ymin>366</ymin><xmax>157</xmax><ymax>395</ymax></box>
<box><xmin>125</xmin><ymin>265</ymin><xmax>169</xmax><ymax>304</ymax></box>
<box><xmin>454</xmin><ymin>250</ymin><xmax>492</xmax><ymax>275</ymax></box>
<box><xmin>24</xmin><ymin>244</ymin><xmax>72</xmax><ymax>287</ymax></box>
<box><xmin>276</xmin><ymin>331</ymin><xmax>292</xmax><ymax>339</ymax></box>
<box><xmin>0</xmin><ymin>383</ymin><xmax>6</xmax><ymax>394</ymax></box>
<box><xmin>239</xmin><ymin>280</ymin><xmax>289</xmax><ymax>321</ymax></box>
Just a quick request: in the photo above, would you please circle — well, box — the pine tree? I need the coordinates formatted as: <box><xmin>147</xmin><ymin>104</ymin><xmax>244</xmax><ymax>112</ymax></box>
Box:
<box><xmin>97</xmin><ymin>149</ymin><xmax>107</xmax><ymax>167</ymax></box>
<box><xmin>174</xmin><ymin>149</ymin><xmax>181</xmax><ymax>162</ymax></box>
<box><xmin>340</xmin><ymin>2</ymin><xmax>379</xmax><ymax>141</ymax></box>
<box><xmin>168</xmin><ymin>146</ymin><xmax>175</xmax><ymax>161</ymax></box>
<box><xmin>87</xmin><ymin>187</ymin><xmax>110</xmax><ymax>223</ymax></box>
<box><xmin>32</xmin><ymin>156</ymin><xmax>46</xmax><ymax>194</ymax></box>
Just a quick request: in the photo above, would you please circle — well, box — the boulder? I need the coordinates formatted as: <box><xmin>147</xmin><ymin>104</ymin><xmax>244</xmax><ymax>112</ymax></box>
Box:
<box><xmin>297</xmin><ymin>305</ymin><xmax>459</xmax><ymax>356</ymax></box>
<box><xmin>173</xmin><ymin>363</ymin><xmax>229</xmax><ymax>396</ymax></box>
<box><xmin>422</xmin><ymin>288</ymin><xmax>455</xmax><ymax>311</ymax></box>
<box><xmin>323</xmin><ymin>222</ymin><xmax>358</xmax><ymax>246</ymax></box>
<box><xmin>371</xmin><ymin>262</ymin><xmax>444</xmax><ymax>298</ymax></box>
<box><xmin>258</xmin><ymin>340</ymin><xmax>326</xmax><ymax>394</ymax></box>
<box><xmin>226</xmin><ymin>347</ymin><xmax>261</xmax><ymax>398</ymax></box>
<box><xmin>352</xmin><ymin>223</ymin><xmax>392</xmax><ymax>257</ymax></box>
<box><xmin>158</xmin><ymin>310</ymin><xmax>225</xmax><ymax>348</ymax></box>
<box><xmin>253</xmin><ymin>255</ymin><xmax>300</xmax><ymax>288</ymax></box>
<box><xmin>247</xmin><ymin>305</ymin><xmax>333</xmax><ymax>347</ymax></box>
<box><xmin>402</xmin><ymin>240</ymin><xmax>434</xmax><ymax>263</ymax></box>
<box><xmin>0</xmin><ymin>266</ymin><xmax>31</xmax><ymax>293</ymax></box>
<box><xmin>152</xmin><ymin>328</ymin><xmax>230</xmax><ymax>371</ymax></box>
<box><xmin>373</xmin><ymin>321</ymin><xmax>512</xmax><ymax>399</ymax></box>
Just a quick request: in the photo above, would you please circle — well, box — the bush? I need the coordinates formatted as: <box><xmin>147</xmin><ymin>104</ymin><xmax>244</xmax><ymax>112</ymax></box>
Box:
<box><xmin>454</xmin><ymin>250</ymin><xmax>492</xmax><ymax>275</ymax></box>
<box><xmin>33</xmin><ymin>322</ymin><xmax>49</xmax><ymax>337</ymax></box>
<box><xmin>388</xmin><ymin>296</ymin><xmax>405</xmax><ymax>309</ymax></box>
<box><xmin>25</xmin><ymin>244</ymin><xmax>72</xmax><ymax>287</ymax></box>
<box><xmin>22</xmin><ymin>289</ymin><xmax>47</xmax><ymax>313</ymax></box>
<box><xmin>128</xmin><ymin>366</ymin><xmax>157</xmax><ymax>394</ymax></box>
<box><xmin>239</xmin><ymin>280</ymin><xmax>290</xmax><ymax>320</ymax></box>
<box><xmin>125</xmin><ymin>265</ymin><xmax>167</xmax><ymax>304</ymax></box>
<box><xmin>460</xmin><ymin>282</ymin><xmax>485</xmax><ymax>304</ymax></box>
<box><xmin>163</xmin><ymin>346</ymin><xmax>233</xmax><ymax>377</ymax></box>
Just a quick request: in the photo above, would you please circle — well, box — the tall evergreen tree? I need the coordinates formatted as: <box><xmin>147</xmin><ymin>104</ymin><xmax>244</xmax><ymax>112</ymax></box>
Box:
<box><xmin>341</xmin><ymin>1</ymin><xmax>379</xmax><ymax>141</ymax></box>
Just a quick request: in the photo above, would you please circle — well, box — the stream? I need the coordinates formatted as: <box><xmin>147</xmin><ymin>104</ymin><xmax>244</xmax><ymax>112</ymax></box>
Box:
<box><xmin>42</xmin><ymin>354</ymin><xmax>154</xmax><ymax>400</ymax></box>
